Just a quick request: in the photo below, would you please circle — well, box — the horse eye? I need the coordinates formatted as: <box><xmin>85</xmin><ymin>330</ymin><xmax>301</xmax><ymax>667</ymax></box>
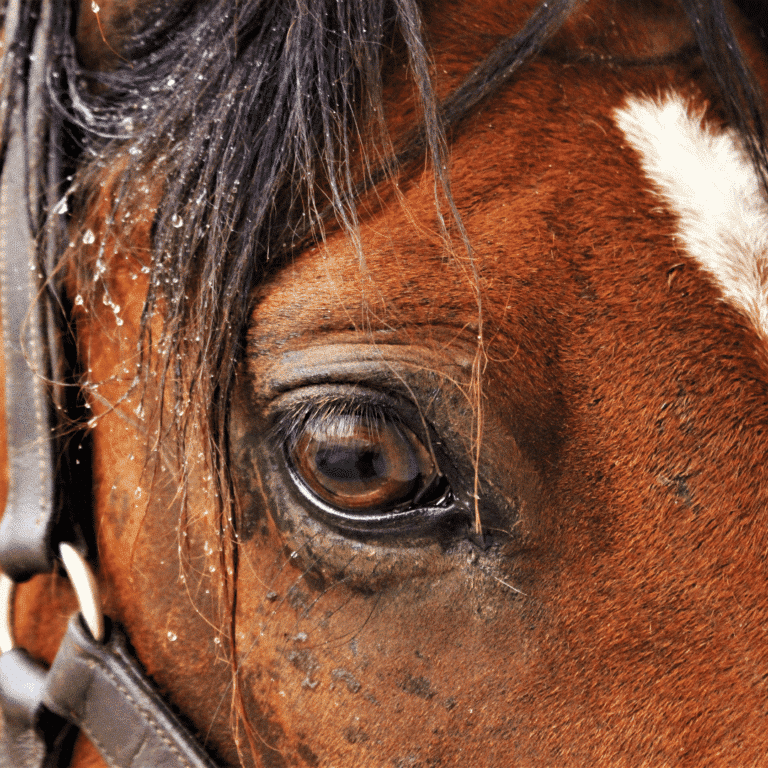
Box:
<box><xmin>289</xmin><ymin>412</ymin><xmax>440</xmax><ymax>514</ymax></box>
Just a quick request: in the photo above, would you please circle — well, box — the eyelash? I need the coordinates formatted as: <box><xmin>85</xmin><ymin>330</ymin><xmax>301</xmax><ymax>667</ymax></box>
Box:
<box><xmin>270</xmin><ymin>392</ymin><xmax>410</xmax><ymax>450</ymax></box>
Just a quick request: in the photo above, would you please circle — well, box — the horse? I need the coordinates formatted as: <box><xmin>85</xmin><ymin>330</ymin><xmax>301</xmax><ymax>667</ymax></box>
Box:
<box><xmin>3</xmin><ymin>0</ymin><xmax>768</xmax><ymax>765</ymax></box>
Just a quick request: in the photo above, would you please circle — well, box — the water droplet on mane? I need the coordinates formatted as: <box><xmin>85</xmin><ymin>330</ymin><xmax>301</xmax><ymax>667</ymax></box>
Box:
<box><xmin>94</xmin><ymin>257</ymin><xmax>107</xmax><ymax>280</ymax></box>
<box><xmin>167</xmin><ymin>631</ymin><xmax>177</xmax><ymax>642</ymax></box>
<box><xmin>74</xmin><ymin>294</ymin><xmax>84</xmax><ymax>306</ymax></box>
<box><xmin>203</xmin><ymin>541</ymin><xmax>213</xmax><ymax>555</ymax></box>
<box><xmin>52</xmin><ymin>197</ymin><xmax>68</xmax><ymax>215</ymax></box>
<box><xmin>213</xmin><ymin>637</ymin><xmax>221</xmax><ymax>645</ymax></box>
<box><xmin>134</xmin><ymin>487</ymin><xmax>142</xmax><ymax>499</ymax></box>
<box><xmin>171</xmin><ymin>213</ymin><xmax>183</xmax><ymax>228</ymax></box>
<box><xmin>82</xmin><ymin>229</ymin><xmax>95</xmax><ymax>245</ymax></box>
<box><xmin>91</xmin><ymin>0</ymin><xmax>99</xmax><ymax>12</ymax></box>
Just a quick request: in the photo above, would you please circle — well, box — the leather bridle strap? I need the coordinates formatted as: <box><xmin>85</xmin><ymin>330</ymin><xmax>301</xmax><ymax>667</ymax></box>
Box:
<box><xmin>1</xmin><ymin>613</ymin><xmax>222</xmax><ymax>768</ymax></box>
<box><xmin>0</xmin><ymin>2</ymin><xmax>221</xmax><ymax>766</ymax></box>
<box><xmin>0</xmin><ymin>0</ymin><xmax>59</xmax><ymax>587</ymax></box>
<box><xmin>43</xmin><ymin>615</ymin><xmax>218</xmax><ymax>768</ymax></box>
<box><xmin>0</xmin><ymin>555</ymin><xmax>221</xmax><ymax>768</ymax></box>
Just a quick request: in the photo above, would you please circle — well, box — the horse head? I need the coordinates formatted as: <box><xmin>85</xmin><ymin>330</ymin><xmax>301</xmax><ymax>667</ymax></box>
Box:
<box><xmin>3</xmin><ymin>0</ymin><xmax>768</xmax><ymax>765</ymax></box>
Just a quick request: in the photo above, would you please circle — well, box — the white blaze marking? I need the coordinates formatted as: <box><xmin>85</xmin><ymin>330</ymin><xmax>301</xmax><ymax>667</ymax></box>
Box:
<box><xmin>614</xmin><ymin>94</ymin><xmax>768</xmax><ymax>339</ymax></box>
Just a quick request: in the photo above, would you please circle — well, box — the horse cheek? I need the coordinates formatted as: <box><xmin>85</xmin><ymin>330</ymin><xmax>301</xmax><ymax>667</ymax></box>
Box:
<box><xmin>228</xmin><ymin>409</ymin><xmax>548</xmax><ymax>764</ymax></box>
<box><xmin>70</xmin><ymin>268</ymin><xmax>240</xmax><ymax>764</ymax></box>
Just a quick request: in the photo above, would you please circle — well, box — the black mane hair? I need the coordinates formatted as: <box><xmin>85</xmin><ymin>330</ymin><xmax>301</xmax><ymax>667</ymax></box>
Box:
<box><xmin>0</xmin><ymin>0</ymin><xmax>583</xmax><ymax>507</ymax></box>
<box><xmin>1</xmin><ymin>0</ymin><xmax>766</xmax><ymax>450</ymax></box>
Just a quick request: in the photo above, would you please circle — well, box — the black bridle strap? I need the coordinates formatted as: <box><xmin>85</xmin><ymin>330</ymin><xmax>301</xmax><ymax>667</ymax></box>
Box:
<box><xmin>0</xmin><ymin>2</ymin><xmax>77</xmax><ymax>758</ymax></box>
<box><xmin>0</xmin><ymin>1</ymin><xmax>72</xmax><ymax>764</ymax></box>
<box><xmin>0</xmin><ymin>0</ymin><xmax>58</xmax><ymax>584</ymax></box>
<box><xmin>43</xmin><ymin>616</ymin><xmax>219</xmax><ymax>768</ymax></box>
<box><xmin>1</xmin><ymin>613</ymin><xmax>221</xmax><ymax>768</ymax></box>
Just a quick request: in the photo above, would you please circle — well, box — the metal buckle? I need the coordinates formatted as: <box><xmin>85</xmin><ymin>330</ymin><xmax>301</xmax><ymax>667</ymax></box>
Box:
<box><xmin>0</xmin><ymin>543</ymin><xmax>103</xmax><ymax>653</ymax></box>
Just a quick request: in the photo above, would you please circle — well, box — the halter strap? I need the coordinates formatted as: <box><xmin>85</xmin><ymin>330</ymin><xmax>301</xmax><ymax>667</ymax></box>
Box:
<box><xmin>0</xmin><ymin>614</ymin><xmax>221</xmax><ymax>768</ymax></box>
<box><xmin>1</xmin><ymin>612</ymin><xmax>220</xmax><ymax>768</ymax></box>
<box><xmin>0</xmin><ymin>0</ymin><xmax>59</xmax><ymax>584</ymax></box>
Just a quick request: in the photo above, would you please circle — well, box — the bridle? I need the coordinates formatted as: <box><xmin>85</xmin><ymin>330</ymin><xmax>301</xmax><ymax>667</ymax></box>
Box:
<box><xmin>0</xmin><ymin>1</ymin><xmax>222</xmax><ymax>766</ymax></box>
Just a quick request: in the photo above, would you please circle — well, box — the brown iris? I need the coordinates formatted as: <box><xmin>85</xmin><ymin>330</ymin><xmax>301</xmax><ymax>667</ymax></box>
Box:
<box><xmin>290</xmin><ymin>413</ymin><xmax>438</xmax><ymax>513</ymax></box>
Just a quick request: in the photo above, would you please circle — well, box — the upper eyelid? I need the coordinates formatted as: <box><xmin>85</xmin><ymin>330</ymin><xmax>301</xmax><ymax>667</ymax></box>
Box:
<box><xmin>268</xmin><ymin>386</ymin><xmax>452</xmax><ymax>487</ymax></box>
<box><xmin>265</xmin><ymin>383</ymin><xmax>413</xmax><ymax>419</ymax></box>
<box><xmin>249</xmin><ymin>343</ymin><xmax>474</xmax><ymax>401</ymax></box>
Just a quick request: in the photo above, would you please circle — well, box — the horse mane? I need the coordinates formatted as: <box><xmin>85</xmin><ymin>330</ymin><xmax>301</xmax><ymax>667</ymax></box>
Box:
<box><xmin>0</xmin><ymin>0</ymin><xmax>581</xmax><ymax>508</ymax></box>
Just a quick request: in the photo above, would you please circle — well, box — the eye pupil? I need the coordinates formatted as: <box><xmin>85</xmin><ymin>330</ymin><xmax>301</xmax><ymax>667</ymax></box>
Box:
<box><xmin>315</xmin><ymin>445</ymin><xmax>391</xmax><ymax>483</ymax></box>
<box><xmin>290</xmin><ymin>413</ymin><xmax>436</xmax><ymax>513</ymax></box>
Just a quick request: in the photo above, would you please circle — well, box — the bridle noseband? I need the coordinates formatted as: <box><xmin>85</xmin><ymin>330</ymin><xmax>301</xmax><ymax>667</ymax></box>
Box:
<box><xmin>0</xmin><ymin>1</ymin><xmax>222</xmax><ymax>766</ymax></box>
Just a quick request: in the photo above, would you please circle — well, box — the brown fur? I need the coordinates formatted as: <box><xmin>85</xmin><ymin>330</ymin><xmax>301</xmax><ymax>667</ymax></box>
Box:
<box><xmin>9</xmin><ymin>0</ymin><xmax>768</xmax><ymax>765</ymax></box>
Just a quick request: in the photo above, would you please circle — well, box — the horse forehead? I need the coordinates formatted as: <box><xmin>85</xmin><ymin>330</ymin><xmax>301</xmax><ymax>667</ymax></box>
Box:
<box><xmin>248</xmin><ymin>96</ymin><xmax>645</xmax><ymax>345</ymax></box>
<box><xmin>253</xmin><ymin>94</ymin><xmax>768</xmax><ymax>404</ymax></box>
<box><xmin>249</xmin><ymin>97</ymin><xmax>598</xmax><ymax>339</ymax></box>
